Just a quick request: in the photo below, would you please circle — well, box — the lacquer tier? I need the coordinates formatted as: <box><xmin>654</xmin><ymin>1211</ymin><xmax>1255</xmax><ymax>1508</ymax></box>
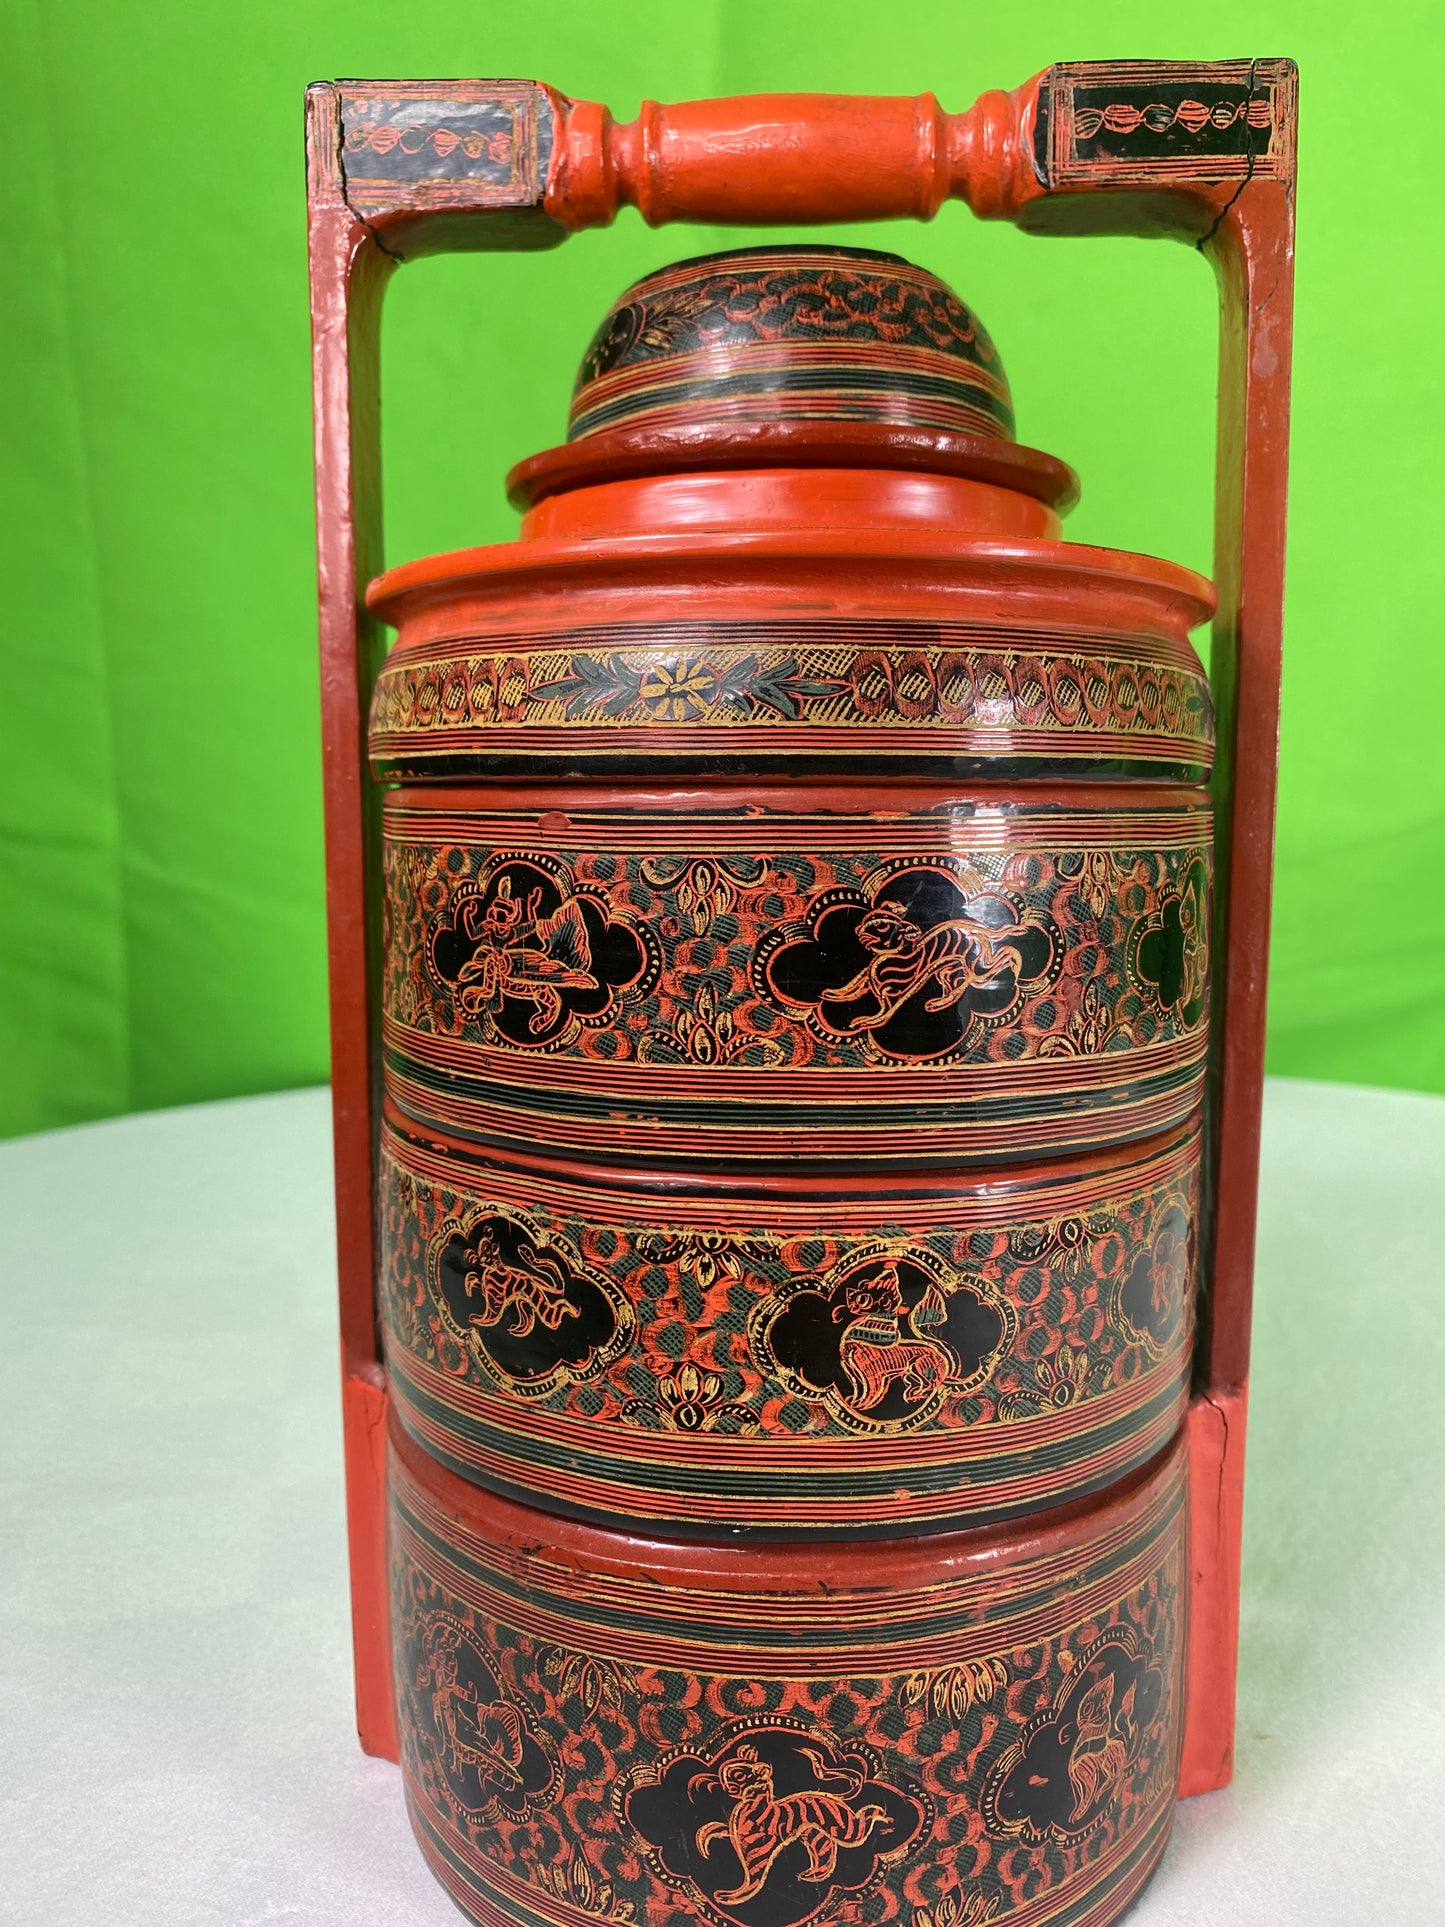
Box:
<box><xmin>390</xmin><ymin>1415</ymin><xmax>1188</xmax><ymax>1927</ymax></box>
<box><xmin>380</xmin><ymin>782</ymin><xmax>1210</xmax><ymax>1169</ymax></box>
<box><xmin>381</xmin><ymin>1108</ymin><xmax>1198</xmax><ymax>1536</ymax></box>
<box><xmin>368</xmin><ymin>531</ymin><xmax>1214</xmax><ymax>785</ymax></box>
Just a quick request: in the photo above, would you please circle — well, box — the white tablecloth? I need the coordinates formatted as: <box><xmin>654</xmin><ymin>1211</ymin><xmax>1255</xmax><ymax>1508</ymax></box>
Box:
<box><xmin>3</xmin><ymin>1079</ymin><xmax>1443</xmax><ymax>1923</ymax></box>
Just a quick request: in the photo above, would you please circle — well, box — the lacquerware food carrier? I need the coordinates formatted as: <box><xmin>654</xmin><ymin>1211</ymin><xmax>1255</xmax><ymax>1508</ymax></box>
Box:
<box><xmin>305</xmin><ymin>66</ymin><xmax>1296</xmax><ymax>1927</ymax></box>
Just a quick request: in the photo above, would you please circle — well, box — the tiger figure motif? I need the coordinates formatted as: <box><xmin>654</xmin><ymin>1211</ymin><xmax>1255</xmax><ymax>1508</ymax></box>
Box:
<box><xmin>458</xmin><ymin>1220</ymin><xmax>580</xmax><ymax>1338</ymax></box>
<box><xmin>821</xmin><ymin>903</ymin><xmax>1039</xmax><ymax>1034</ymax></box>
<box><xmin>694</xmin><ymin>1745</ymin><xmax>890</xmax><ymax>1906</ymax></box>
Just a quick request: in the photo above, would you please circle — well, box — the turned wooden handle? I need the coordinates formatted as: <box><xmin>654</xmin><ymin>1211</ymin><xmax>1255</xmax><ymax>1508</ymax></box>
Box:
<box><xmin>544</xmin><ymin>88</ymin><xmax>1039</xmax><ymax>231</ymax></box>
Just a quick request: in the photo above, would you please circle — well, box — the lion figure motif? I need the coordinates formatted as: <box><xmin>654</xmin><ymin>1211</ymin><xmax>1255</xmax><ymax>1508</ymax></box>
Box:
<box><xmin>835</xmin><ymin>1263</ymin><xmax>952</xmax><ymax>1414</ymax></box>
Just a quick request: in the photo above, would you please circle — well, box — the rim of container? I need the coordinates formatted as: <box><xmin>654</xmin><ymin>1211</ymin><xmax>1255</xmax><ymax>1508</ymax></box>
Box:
<box><xmin>507</xmin><ymin>419</ymin><xmax>1079</xmax><ymax>514</ymax></box>
<box><xmin>367</xmin><ymin>527</ymin><xmax>1216</xmax><ymax>631</ymax></box>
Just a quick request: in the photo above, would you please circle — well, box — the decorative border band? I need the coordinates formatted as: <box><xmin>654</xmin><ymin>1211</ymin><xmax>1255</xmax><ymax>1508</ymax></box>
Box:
<box><xmin>370</xmin><ymin>619</ymin><xmax>1214</xmax><ymax>777</ymax></box>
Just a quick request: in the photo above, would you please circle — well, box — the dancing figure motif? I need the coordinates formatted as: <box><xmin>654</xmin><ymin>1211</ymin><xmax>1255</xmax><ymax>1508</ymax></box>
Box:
<box><xmin>422</xmin><ymin>1620</ymin><xmax>530</xmax><ymax>1796</ymax></box>
<box><xmin>1066</xmin><ymin>1671</ymin><xmax>1138</xmax><ymax>1821</ymax></box>
<box><xmin>456</xmin><ymin>875</ymin><xmax>598</xmax><ymax>1034</ymax></box>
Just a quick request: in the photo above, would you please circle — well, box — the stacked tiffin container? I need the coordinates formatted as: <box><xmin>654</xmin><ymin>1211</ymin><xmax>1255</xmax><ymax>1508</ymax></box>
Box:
<box><xmin>367</xmin><ymin>247</ymin><xmax>1214</xmax><ymax>1927</ymax></box>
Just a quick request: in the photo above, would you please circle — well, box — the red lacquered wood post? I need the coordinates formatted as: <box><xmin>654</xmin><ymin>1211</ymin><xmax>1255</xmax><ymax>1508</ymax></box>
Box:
<box><xmin>306</xmin><ymin>83</ymin><xmax>396</xmax><ymax>1759</ymax></box>
<box><xmin>306</xmin><ymin>60</ymin><xmax>1296</xmax><ymax>1810</ymax></box>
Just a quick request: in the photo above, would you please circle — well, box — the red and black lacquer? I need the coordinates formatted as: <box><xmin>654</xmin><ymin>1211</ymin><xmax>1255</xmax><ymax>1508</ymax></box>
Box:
<box><xmin>393</xmin><ymin>1415</ymin><xmax>1188</xmax><ymax>1927</ymax></box>
<box><xmin>379</xmin><ymin>781</ymin><xmax>1211</xmax><ymax>1169</ymax></box>
<box><xmin>368</xmin><ymin>243</ymin><xmax>1207</xmax><ymax>1925</ymax></box>
<box><xmin>307</xmin><ymin>62</ymin><xmax>1295</xmax><ymax>1927</ymax></box>
<box><xmin>564</xmin><ymin>247</ymin><xmax>1017</xmax><ymax>442</ymax></box>
<box><xmin>381</xmin><ymin>1108</ymin><xmax>1199</xmax><ymax>1535</ymax></box>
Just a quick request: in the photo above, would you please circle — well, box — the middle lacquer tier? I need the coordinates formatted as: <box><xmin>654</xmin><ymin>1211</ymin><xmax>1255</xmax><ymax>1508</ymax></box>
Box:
<box><xmin>380</xmin><ymin>1106</ymin><xmax>1197</xmax><ymax>1537</ymax></box>
<box><xmin>382</xmin><ymin>782</ymin><xmax>1210</xmax><ymax>1170</ymax></box>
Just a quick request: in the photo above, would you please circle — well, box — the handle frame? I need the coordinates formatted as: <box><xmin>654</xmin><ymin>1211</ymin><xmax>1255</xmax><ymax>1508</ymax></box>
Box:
<box><xmin>306</xmin><ymin>61</ymin><xmax>1297</xmax><ymax>1789</ymax></box>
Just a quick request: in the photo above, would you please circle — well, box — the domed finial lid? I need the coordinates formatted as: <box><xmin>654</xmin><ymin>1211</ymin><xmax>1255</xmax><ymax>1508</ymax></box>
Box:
<box><xmin>567</xmin><ymin>245</ymin><xmax>1015</xmax><ymax>444</ymax></box>
<box><xmin>507</xmin><ymin>244</ymin><xmax>1078</xmax><ymax>518</ymax></box>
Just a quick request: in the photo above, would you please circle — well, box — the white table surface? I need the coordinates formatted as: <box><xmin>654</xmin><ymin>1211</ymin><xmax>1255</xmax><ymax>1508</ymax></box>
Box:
<box><xmin>3</xmin><ymin>1078</ymin><xmax>1443</xmax><ymax>1925</ymax></box>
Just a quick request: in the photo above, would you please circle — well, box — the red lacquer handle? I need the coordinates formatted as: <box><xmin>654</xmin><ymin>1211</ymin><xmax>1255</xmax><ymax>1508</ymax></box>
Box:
<box><xmin>544</xmin><ymin>89</ymin><xmax>1039</xmax><ymax>231</ymax></box>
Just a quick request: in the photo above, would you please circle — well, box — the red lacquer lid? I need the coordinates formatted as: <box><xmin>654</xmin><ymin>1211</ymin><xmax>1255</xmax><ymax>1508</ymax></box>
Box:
<box><xmin>505</xmin><ymin>245</ymin><xmax>1080</xmax><ymax>519</ymax></box>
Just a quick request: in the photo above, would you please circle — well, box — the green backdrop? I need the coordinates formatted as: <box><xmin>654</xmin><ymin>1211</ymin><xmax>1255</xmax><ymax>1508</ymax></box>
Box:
<box><xmin>2</xmin><ymin>0</ymin><xmax>1442</xmax><ymax>1140</ymax></box>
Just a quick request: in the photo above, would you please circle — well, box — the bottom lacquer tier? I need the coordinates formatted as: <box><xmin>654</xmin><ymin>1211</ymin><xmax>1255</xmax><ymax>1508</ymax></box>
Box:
<box><xmin>389</xmin><ymin>1416</ymin><xmax>1187</xmax><ymax>1927</ymax></box>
